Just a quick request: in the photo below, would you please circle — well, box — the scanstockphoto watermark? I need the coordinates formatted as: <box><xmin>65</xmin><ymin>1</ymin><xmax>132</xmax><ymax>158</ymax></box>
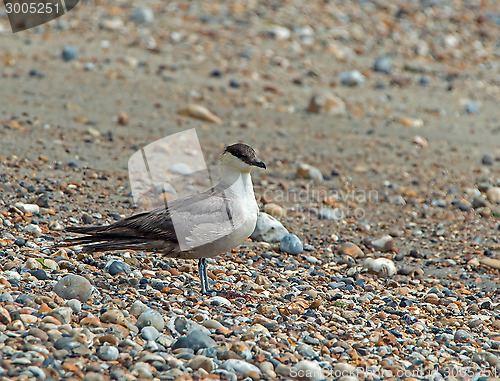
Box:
<box><xmin>289</xmin><ymin>364</ymin><xmax>500</xmax><ymax>380</ymax></box>
<box><xmin>254</xmin><ymin>183</ymin><xmax>379</xmax><ymax>221</ymax></box>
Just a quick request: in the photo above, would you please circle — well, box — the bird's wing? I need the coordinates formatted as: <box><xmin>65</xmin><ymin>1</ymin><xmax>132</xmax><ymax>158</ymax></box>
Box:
<box><xmin>60</xmin><ymin>181</ymin><xmax>240</xmax><ymax>252</ymax></box>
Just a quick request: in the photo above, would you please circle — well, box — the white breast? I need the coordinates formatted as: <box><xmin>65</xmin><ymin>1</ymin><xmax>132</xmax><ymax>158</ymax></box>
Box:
<box><xmin>182</xmin><ymin>170</ymin><xmax>259</xmax><ymax>259</ymax></box>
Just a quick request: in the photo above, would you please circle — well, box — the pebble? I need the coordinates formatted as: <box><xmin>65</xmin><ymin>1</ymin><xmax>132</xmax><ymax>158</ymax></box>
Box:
<box><xmin>266</xmin><ymin>25</ymin><xmax>291</xmax><ymax>40</ymax></box>
<box><xmin>464</xmin><ymin>100</ymin><xmax>479</xmax><ymax>114</ymax></box>
<box><xmin>486</xmin><ymin>187</ymin><xmax>500</xmax><ymax>203</ymax></box>
<box><xmin>136</xmin><ymin>309</ymin><xmax>164</xmax><ymax>331</ymax></box>
<box><xmin>188</xmin><ymin>355</ymin><xmax>215</xmax><ymax>373</ymax></box>
<box><xmin>318</xmin><ymin>207</ymin><xmax>343</xmax><ymax>220</ymax></box>
<box><xmin>338</xmin><ymin>242</ymin><xmax>364</xmax><ymax>258</ymax></box>
<box><xmin>479</xmin><ymin>153</ymin><xmax>494</xmax><ymax>167</ymax></box>
<box><xmin>454</xmin><ymin>329</ymin><xmax>473</xmax><ymax>342</ymax></box>
<box><xmin>23</xmin><ymin>224</ymin><xmax>42</xmax><ymax>236</ymax></box>
<box><xmin>306</xmin><ymin>93</ymin><xmax>346</xmax><ymax>115</ymax></box>
<box><xmin>280</xmin><ymin>234</ymin><xmax>303</xmax><ymax>255</ymax></box>
<box><xmin>48</xmin><ymin>307</ymin><xmax>73</xmax><ymax>324</ymax></box>
<box><xmin>0</xmin><ymin>3</ymin><xmax>498</xmax><ymax>380</ymax></box>
<box><xmin>66</xmin><ymin>299</ymin><xmax>81</xmax><ymax>313</ymax></box>
<box><xmin>130</xmin><ymin>300</ymin><xmax>149</xmax><ymax>317</ymax></box>
<box><xmin>373</xmin><ymin>56</ymin><xmax>392</xmax><ymax>74</ymax></box>
<box><xmin>130</xmin><ymin>7</ymin><xmax>154</xmax><ymax>24</ymax></box>
<box><xmin>141</xmin><ymin>326</ymin><xmax>160</xmax><ymax>341</ymax></box>
<box><xmin>222</xmin><ymin>359</ymin><xmax>261</xmax><ymax>375</ymax></box>
<box><xmin>14</xmin><ymin>202</ymin><xmax>40</xmax><ymax>214</ymax></box>
<box><xmin>292</xmin><ymin>360</ymin><xmax>324</xmax><ymax>381</ymax></box>
<box><xmin>14</xmin><ymin>237</ymin><xmax>26</xmax><ymax>246</ymax></box>
<box><xmin>172</xmin><ymin>330</ymin><xmax>216</xmax><ymax>352</ymax></box>
<box><xmin>53</xmin><ymin>274</ymin><xmax>93</xmax><ymax>302</ymax></box>
<box><xmin>263</xmin><ymin>203</ymin><xmax>286</xmax><ymax>218</ymax></box>
<box><xmin>168</xmin><ymin>163</ymin><xmax>192</xmax><ymax>175</ymax></box>
<box><xmin>101</xmin><ymin>309</ymin><xmax>125</xmax><ymax>324</ymax></box>
<box><xmin>250</xmin><ymin>212</ymin><xmax>289</xmax><ymax>243</ymax></box>
<box><xmin>30</xmin><ymin>269</ymin><xmax>48</xmax><ymax>280</ymax></box>
<box><xmin>177</xmin><ymin>104</ymin><xmax>222</xmax><ymax>124</ymax></box>
<box><xmin>340</xmin><ymin>70</ymin><xmax>366</xmax><ymax>86</ymax></box>
<box><xmin>296</xmin><ymin>163</ymin><xmax>324</xmax><ymax>182</ymax></box>
<box><xmin>97</xmin><ymin>345</ymin><xmax>119</xmax><ymax>361</ymax></box>
<box><xmin>107</xmin><ymin>260</ymin><xmax>131</xmax><ymax>276</ymax></box>
<box><xmin>368</xmin><ymin>235</ymin><xmax>395</xmax><ymax>252</ymax></box>
<box><xmin>208</xmin><ymin>296</ymin><xmax>232</xmax><ymax>307</ymax></box>
<box><xmin>62</xmin><ymin>46</ymin><xmax>79</xmax><ymax>61</ymax></box>
<box><xmin>364</xmin><ymin>258</ymin><xmax>397</xmax><ymax>277</ymax></box>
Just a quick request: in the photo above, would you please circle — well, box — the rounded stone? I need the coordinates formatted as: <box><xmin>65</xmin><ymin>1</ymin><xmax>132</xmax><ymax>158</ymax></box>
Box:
<box><xmin>101</xmin><ymin>309</ymin><xmax>125</xmax><ymax>324</ymax></box>
<box><xmin>338</xmin><ymin>242</ymin><xmax>364</xmax><ymax>258</ymax></box>
<box><xmin>107</xmin><ymin>261</ymin><xmax>131</xmax><ymax>276</ymax></box>
<box><xmin>172</xmin><ymin>331</ymin><xmax>216</xmax><ymax>352</ymax></box>
<box><xmin>454</xmin><ymin>329</ymin><xmax>473</xmax><ymax>342</ymax></box>
<box><xmin>130</xmin><ymin>7</ymin><xmax>154</xmax><ymax>24</ymax></box>
<box><xmin>130</xmin><ymin>300</ymin><xmax>149</xmax><ymax>317</ymax></box>
<box><xmin>222</xmin><ymin>359</ymin><xmax>261</xmax><ymax>375</ymax></box>
<box><xmin>294</xmin><ymin>360</ymin><xmax>324</xmax><ymax>381</ymax></box>
<box><xmin>62</xmin><ymin>46</ymin><xmax>79</xmax><ymax>62</ymax></box>
<box><xmin>250</xmin><ymin>212</ymin><xmax>289</xmax><ymax>243</ymax></box>
<box><xmin>340</xmin><ymin>70</ymin><xmax>365</xmax><ymax>86</ymax></box>
<box><xmin>66</xmin><ymin>299</ymin><xmax>81</xmax><ymax>313</ymax></box>
<box><xmin>188</xmin><ymin>355</ymin><xmax>215</xmax><ymax>373</ymax></box>
<box><xmin>318</xmin><ymin>207</ymin><xmax>343</xmax><ymax>220</ymax></box>
<box><xmin>53</xmin><ymin>274</ymin><xmax>93</xmax><ymax>303</ymax></box>
<box><xmin>136</xmin><ymin>309</ymin><xmax>164</xmax><ymax>331</ymax></box>
<box><xmin>280</xmin><ymin>234</ymin><xmax>303</xmax><ymax>255</ymax></box>
<box><xmin>141</xmin><ymin>326</ymin><xmax>160</xmax><ymax>341</ymax></box>
<box><xmin>97</xmin><ymin>345</ymin><xmax>119</xmax><ymax>361</ymax></box>
<box><xmin>373</xmin><ymin>56</ymin><xmax>392</xmax><ymax>74</ymax></box>
<box><xmin>30</xmin><ymin>269</ymin><xmax>49</xmax><ymax>280</ymax></box>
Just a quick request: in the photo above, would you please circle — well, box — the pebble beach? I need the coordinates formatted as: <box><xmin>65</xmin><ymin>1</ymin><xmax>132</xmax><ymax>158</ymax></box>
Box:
<box><xmin>1</xmin><ymin>1</ymin><xmax>500</xmax><ymax>380</ymax></box>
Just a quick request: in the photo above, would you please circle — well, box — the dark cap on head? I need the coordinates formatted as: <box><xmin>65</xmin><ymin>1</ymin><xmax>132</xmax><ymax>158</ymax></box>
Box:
<box><xmin>224</xmin><ymin>143</ymin><xmax>266</xmax><ymax>169</ymax></box>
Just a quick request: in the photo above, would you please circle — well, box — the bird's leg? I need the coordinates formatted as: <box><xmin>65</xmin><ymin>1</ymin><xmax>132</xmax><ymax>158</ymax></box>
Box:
<box><xmin>198</xmin><ymin>258</ymin><xmax>213</xmax><ymax>295</ymax></box>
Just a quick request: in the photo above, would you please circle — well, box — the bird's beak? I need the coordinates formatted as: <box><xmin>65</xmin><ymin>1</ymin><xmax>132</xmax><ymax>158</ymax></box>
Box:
<box><xmin>252</xmin><ymin>160</ymin><xmax>266</xmax><ymax>169</ymax></box>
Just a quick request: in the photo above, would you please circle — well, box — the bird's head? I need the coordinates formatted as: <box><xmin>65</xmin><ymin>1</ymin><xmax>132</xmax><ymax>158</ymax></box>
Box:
<box><xmin>222</xmin><ymin>143</ymin><xmax>266</xmax><ymax>173</ymax></box>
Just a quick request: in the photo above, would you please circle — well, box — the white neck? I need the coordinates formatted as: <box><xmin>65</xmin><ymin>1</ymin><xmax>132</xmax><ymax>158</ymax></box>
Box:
<box><xmin>220</xmin><ymin>165</ymin><xmax>255</xmax><ymax>198</ymax></box>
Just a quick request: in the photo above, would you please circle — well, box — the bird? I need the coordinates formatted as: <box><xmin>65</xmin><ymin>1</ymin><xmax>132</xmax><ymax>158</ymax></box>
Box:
<box><xmin>57</xmin><ymin>143</ymin><xmax>266</xmax><ymax>295</ymax></box>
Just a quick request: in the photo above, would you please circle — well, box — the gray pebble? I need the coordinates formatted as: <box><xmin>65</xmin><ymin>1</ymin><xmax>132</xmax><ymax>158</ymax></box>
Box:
<box><xmin>296</xmin><ymin>343</ymin><xmax>319</xmax><ymax>359</ymax></box>
<box><xmin>141</xmin><ymin>326</ymin><xmax>160</xmax><ymax>341</ymax></box>
<box><xmin>27</xmin><ymin>366</ymin><xmax>46</xmax><ymax>379</ymax></box>
<box><xmin>66</xmin><ymin>299</ymin><xmax>82</xmax><ymax>313</ymax></box>
<box><xmin>172</xmin><ymin>330</ymin><xmax>216</xmax><ymax>352</ymax></box>
<box><xmin>454</xmin><ymin>329</ymin><xmax>473</xmax><ymax>342</ymax></box>
<box><xmin>318</xmin><ymin>207</ymin><xmax>343</xmax><ymax>220</ymax></box>
<box><xmin>130</xmin><ymin>300</ymin><xmax>149</xmax><ymax>317</ymax></box>
<box><xmin>54</xmin><ymin>337</ymin><xmax>82</xmax><ymax>351</ymax></box>
<box><xmin>222</xmin><ymin>359</ymin><xmax>261</xmax><ymax>375</ymax></box>
<box><xmin>53</xmin><ymin>274</ymin><xmax>93</xmax><ymax>302</ymax></box>
<box><xmin>97</xmin><ymin>345</ymin><xmax>119</xmax><ymax>361</ymax></box>
<box><xmin>107</xmin><ymin>260</ymin><xmax>131</xmax><ymax>276</ymax></box>
<box><xmin>340</xmin><ymin>70</ymin><xmax>366</xmax><ymax>86</ymax></box>
<box><xmin>62</xmin><ymin>45</ymin><xmax>79</xmax><ymax>62</ymax></box>
<box><xmin>373</xmin><ymin>56</ymin><xmax>392</xmax><ymax>74</ymax></box>
<box><xmin>464</xmin><ymin>101</ymin><xmax>479</xmax><ymax>114</ymax></box>
<box><xmin>0</xmin><ymin>293</ymin><xmax>13</xmax><ymax>303</ymax></box>
<box><xmin>130</xmin><ymin>7</ymin><xmax>154</xmax><ymax>24</ymax></box>
<box><xmin>280</xmin><ymin>234</ymin><xmax>303</xmax><ymax>255</ymax></box>
<box><xmin>136</xmin><ymin>309</ymin><xmax>164</xmax><ymax>331</ymax></box>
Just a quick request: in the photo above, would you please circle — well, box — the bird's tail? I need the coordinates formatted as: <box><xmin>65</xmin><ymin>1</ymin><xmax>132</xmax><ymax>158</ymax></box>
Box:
<box><xmin>55</xmin><ymin>226</ymin><xmax>152</xmax><ymax>253</ymax></box>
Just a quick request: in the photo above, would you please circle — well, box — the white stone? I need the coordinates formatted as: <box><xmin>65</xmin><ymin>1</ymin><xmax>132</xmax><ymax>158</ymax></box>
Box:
<box><xmin>251</xmin><ymin>212</ymin><xmax>289</xmax><ymax>243</ymax></box>
<box><xmin>364</xmin><ymin>258</ymin><xmax>397</xmax><ymax>277</ymax></box>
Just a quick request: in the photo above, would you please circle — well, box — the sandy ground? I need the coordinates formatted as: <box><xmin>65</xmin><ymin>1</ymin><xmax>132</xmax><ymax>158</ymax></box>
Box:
<box><xmin>0</xmin><ymin>0</ymin><xmax>500</xmax><ymax>379</ymax></box>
